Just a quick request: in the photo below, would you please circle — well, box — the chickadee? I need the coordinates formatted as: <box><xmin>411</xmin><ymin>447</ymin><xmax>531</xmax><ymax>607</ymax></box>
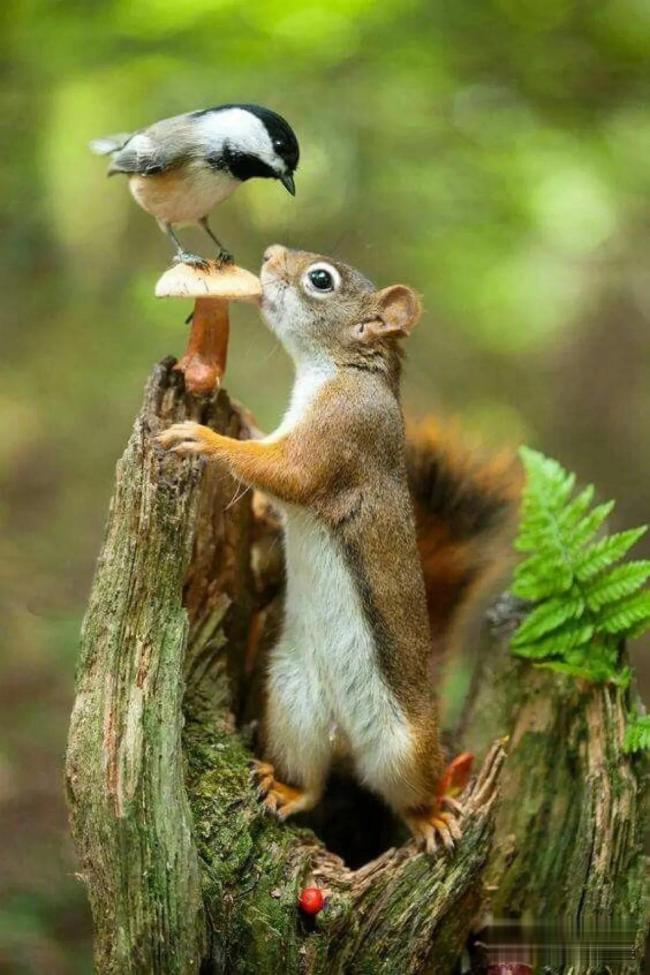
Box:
<box><xmin>90</xmin><ymin>103</ymin><xmax>299</xmax><ymax>267</ymax></box>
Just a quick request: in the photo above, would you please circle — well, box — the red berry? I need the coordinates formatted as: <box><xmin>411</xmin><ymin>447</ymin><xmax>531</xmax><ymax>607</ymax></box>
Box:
<box><xmin>298</xmin><ymin>887</ymin><xmax>325</xmax><ymax>915</ymax></box>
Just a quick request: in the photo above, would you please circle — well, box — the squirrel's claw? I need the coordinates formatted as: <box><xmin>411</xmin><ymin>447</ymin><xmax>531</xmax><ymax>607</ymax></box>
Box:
<box><xmin>157</xmin><ymin>421</ymin><xmax>213</xmax><ymax>457</ymax></box>
<box><xmin>405</xmin><ymin>805</ymin><xmax>463</xmax><ymax>856</ymax></box>
<box><xmin>441</xmin><ymin>795</ymin><xmax>464</xmax><ymax>815</ymax></box>
<box><xmin>250</xmin><ymin>760</ymin><xmax>320</xmax><ymax>820</ymax></box>
<box><xmin>404</xmin><ymin>753</ymin><xmax>472</xmax><ymax>857</ymax></box>
<box><xmin>439</xmin><ymin>810</ymin><xmax>463</xmax><ymax>843</ymax></box>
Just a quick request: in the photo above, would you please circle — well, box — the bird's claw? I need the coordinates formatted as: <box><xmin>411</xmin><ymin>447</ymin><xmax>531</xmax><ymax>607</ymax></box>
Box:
<box><xmin>217</xmin><ymin>249</ymin><xmax>234</xmax><ymax>266</ymax></box>
<box><xmin>174</xmin><ymin>251</ymin><xmax>211</xmax><ymax>270</ymax></box>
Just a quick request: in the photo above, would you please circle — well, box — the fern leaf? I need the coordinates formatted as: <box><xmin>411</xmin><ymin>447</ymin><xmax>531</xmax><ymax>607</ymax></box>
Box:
<box><xmin>514</xmin><ymin>621</ymin><xmax>593</xmax><ymax>660</ymax></box>
<box><xmin>586</xmin><ymin>561</ymin><xmax>650</xmax><ymax>612</ymax></box>
<box><xmin>566</xmin><ymin>501</ymin><xmax>615</xmax><ymax>552</ymax></box>
<box><xmin>512</xmin><ymin>555</ymin><xmax>573</xmax><ymax>600</ymax></box>
<box><xmin>574</xmin><ymin>527</ymin><xmax>647</xmax><ymax>583</ymax></box>
<box><xmin>623</xmin><ymin>714</ymin><xmax>650</xmax><ymax>754</ymax></box>
<box><xmin>539</xmin><ymin>658</ymin><xmax>617</xmax><ymax>683</ymax></box>
<box><xmin>557</xmin><ymin>485</ymin><xmax>595</xmax><ymax>532</ymax></box>
<box><xmin>511</xmin><ymin>595</ymin><xmax>584</xmax><ymax>646</ymax></box>
<box><xmin>510</xmin><ymin>448</ymin><xmax>650</xmax><ymax>685</ymax></box>
<box><xmin>600</xmin><ymin>591</ymin><xmax>650</xmax><ymax>636</ymax></box>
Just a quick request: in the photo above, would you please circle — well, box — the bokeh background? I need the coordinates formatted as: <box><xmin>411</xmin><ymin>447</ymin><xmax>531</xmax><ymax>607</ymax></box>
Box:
<box><xmin>2</xmin><ymin>0</ymin><xmax>650</xmax><ymax>969</ymax></box>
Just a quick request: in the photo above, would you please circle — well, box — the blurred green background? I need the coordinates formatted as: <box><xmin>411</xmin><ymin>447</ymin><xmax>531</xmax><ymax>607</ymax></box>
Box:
<box><xmin>2</xmin><ymin>0</ymin><xmax>650</xmax><ymax>969</ymax></box>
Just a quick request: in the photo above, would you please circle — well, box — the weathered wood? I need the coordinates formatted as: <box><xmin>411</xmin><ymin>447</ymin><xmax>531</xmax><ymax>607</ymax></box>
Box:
<box><xmin>459</xmin><ymin>597</ymin><xmax>650</xmax><ymax>972</ymax></box>
<box><xmin>66</xmin><ymin>360</ymin><xmax>649</xmax><ymax>974</ymax></box>
<box><xmin>65</xmin><ymin>359</ymin><xmax>216</xmax><ymax>973</ymax></box>
<box><xmin>66</xmin><ymin>360</ymin><xmax>505</xmax><ymax>975</ymax></box>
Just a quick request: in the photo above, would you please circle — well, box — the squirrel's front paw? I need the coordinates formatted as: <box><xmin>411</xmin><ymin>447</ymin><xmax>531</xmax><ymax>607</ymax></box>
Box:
<box><xmin>157</xmin><ymin>421</ymin><xmax>214</xmax><ymax>456</ymax></box>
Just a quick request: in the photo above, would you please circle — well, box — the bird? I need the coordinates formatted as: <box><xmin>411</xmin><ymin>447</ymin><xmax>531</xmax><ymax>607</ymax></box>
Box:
<box><xmin>90</xmin><ymin>103</ymin><xmax>299</xmax><ymax>268</ymax></box>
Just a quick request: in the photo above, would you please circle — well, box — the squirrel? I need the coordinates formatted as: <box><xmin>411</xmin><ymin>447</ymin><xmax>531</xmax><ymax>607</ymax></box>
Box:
<box><xmin>158</xmin><ymin>244</ymin><xmax>519</xmax><ymax>854</ymax></box>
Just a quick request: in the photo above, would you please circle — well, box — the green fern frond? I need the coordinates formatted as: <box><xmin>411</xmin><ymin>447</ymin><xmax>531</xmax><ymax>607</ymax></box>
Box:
<box><xmin>623</xmin><ymin>714</ymin><xmax>650</xmax><ymax>754</ymax></box>
<box><xmin>586</xmin><ymin>561</ymin><xmax>650</xmax><ymax>611</ymax></box>
<box><xmin>513</xmin><ymin>555</ymin><xmax>573</xmax><ymax>600</ymax></box>
<box><xmin>600</xmin><ymin>591</ymin><xmax>650</xmax><ymax>636</ymax></box>
<box><xmin>513</xmin><ymin>620</ymin><xmax>593</xmax><ymax>661</ymax></box>
<box><xmin>510</xmin><ymin>448</ymin><xmax>650</xmax><ymax>683</ymax></box>
<box><xmin>567</xmin><ymin>501</ymin><xmax>614</xmax><ymax>550</ymax></box>
<box><xmin>574</xmin><ymin>527</ymin><xmax>647</xmax><ymax>582</ymax></box>
<box><xmin>511</xmin><ymin>594</ymin><xmax>585</xmax><ymax>646</ymax></box>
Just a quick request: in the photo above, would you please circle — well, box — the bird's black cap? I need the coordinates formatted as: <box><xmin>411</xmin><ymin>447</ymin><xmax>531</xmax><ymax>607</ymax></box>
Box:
<box><xmin>192</xmin><ymin>103</ymin><xmax>300</xmax><ymax>172</ymax></box>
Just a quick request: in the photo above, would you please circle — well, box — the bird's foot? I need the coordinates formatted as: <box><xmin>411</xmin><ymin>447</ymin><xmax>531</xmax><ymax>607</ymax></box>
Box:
<box><xmin>173</xmin><ymin>251</ymin><xmax>211</xmax><ymax>270</ymax></box>
<box><xmin>216</xmin><ymin>248</ymin><xmax>234</xmax><ymax>266</ymax></box>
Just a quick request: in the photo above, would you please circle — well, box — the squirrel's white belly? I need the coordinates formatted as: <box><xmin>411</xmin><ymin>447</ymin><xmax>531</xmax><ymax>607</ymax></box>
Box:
<box><xmin>267</xmin><ymin>504</ymin><xmax>414</xmax><ymax>804</ymax></box>
<box><xmin>128</xmin><ymin>161</ymin><xmax>239</xmax><ymax>224</ymax></box>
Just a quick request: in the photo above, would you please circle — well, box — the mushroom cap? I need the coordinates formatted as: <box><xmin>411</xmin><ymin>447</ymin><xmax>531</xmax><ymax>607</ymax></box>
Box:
<box><xmin>155</xmin><ymin>262</ymin><xmax>262</xmax><ymax>303</ymax></box>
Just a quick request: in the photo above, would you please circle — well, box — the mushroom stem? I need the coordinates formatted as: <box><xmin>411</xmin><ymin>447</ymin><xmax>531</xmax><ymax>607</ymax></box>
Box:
<box><xmin>175</xmin><ymin>297</ymin><xmax>229</xmax><ymax>396</ymax></box>
<box><xmin>155</xmin><ymin>260</ymin><xmax>261</xmax><ymax>397</ymax></box>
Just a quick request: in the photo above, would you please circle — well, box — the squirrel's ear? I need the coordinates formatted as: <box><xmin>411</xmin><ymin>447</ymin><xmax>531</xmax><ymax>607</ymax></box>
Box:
<box><xmin>359</xmin><ymin>285</ymin><xmax>421</xmax><ymax>341</ymax></box>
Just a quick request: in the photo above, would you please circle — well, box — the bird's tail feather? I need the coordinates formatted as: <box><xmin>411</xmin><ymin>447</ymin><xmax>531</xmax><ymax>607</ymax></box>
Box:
<box><xmin>88</xmin><ymin>133</ymin><xmax>132</xmax><ymax>156</ymax></box>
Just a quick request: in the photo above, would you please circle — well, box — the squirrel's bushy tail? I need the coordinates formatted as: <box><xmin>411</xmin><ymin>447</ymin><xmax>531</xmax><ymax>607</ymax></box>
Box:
<box><xmin>406</xmin><ymin>419</ymin><xmax>522</xmax><ymax>653</ymax></box>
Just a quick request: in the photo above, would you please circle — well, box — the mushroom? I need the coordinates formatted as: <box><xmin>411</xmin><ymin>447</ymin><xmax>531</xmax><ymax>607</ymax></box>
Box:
<box><xmin>155</xmin><ymin>261</ymin><xmax>262</xmax><ymax>395</ymax></box>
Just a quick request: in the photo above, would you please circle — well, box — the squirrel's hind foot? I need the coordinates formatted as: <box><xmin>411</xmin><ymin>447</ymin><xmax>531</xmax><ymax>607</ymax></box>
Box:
<box><xmin>403</xmin><ymin>751</ymin><xmax>474</xmax><ymax>856</ymax></box>
<box><xmin>404</xmin><ymin>805</ymin><xmax>464</xmax><ymax>856</ymax></box>
<box><xmin>251</xmin><ymin>760</ymin><xmax>320</xmax><ymax>821</ymax></box>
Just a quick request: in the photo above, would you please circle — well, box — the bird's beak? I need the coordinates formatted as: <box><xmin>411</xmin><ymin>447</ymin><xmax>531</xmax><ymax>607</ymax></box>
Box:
<box><xmin>280</xmin><ymin>172</ymin><xmax>296</xmax><ymax>196</ymax></box>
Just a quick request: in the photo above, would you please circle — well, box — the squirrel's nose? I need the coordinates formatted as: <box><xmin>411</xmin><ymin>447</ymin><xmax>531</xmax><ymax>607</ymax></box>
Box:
<box><xmin>263</xmin><ymin>244</ymin><xmax>287</xmax><ymax>265</ymax></box>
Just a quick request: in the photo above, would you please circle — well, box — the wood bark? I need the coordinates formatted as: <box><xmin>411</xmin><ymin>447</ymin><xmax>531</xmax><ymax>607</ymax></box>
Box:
<box><xmin>66</xmin><ymin>360</ymin><xmax>649</xmax><ymax>974</ymax></box>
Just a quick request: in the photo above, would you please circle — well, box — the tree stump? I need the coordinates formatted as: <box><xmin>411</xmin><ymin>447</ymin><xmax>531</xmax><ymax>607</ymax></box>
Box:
<box><xmin>65</xmin><ymin>361</ymin><xmax>649</xmax><ymax>974</ymax></box>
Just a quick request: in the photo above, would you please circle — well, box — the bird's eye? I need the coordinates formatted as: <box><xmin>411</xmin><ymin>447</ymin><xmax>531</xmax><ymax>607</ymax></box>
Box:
<box><xmin>273</xmin><ymin>138</ymin><xmax>285</xmax><ymax>151</ymax></box>
<box><xmin>303</xmin><ymin>262</ymin><xmax>341</xmax><ymax>297</ymax></box>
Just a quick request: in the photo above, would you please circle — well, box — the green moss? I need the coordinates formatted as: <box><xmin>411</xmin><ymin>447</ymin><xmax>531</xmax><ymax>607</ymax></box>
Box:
<box><xmin>183</xmin><ymin>698</ymin><xmax>322</xmax><ymax>973</ymax></box>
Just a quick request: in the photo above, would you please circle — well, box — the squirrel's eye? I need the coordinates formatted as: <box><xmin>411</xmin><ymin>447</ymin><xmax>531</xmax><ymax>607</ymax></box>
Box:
<box><xmin>303</xmin><ymin>261</ymin><xmax>341</xmax><ymax>297</ymax></box>
<box><xmin>308</xmin><ymin>268</ymin><xmax>334</xmax><ymax>291</ymax></box>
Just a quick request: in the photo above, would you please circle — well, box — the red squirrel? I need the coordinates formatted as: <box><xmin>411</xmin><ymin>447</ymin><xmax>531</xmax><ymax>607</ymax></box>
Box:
<box><xmin>158</xmin><ymin>244</ymin><xmax>518</xmax><ymax>854</ymax></box>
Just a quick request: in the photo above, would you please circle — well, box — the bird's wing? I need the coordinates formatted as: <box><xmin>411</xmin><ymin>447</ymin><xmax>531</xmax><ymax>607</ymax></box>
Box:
<box><xmin>104</xmin><ymin>117</ymin><xmax>193</xmax><ymax>176</ymax></box>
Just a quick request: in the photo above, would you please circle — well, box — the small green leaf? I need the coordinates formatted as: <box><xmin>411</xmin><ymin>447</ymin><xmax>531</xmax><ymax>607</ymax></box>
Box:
<box><xmin>512</xmin><ymin>555</ymin><xmax>573</xmax><ymax>600</ymax></box>
<box><xmin>513</xmin><ymin>621</ymin><xmax>593</xmax><ymax>661</ymax></box>
<box><xmin>558</xmin><ymin>485</ymin><xmax>595</xmax><ymax>532</ymax></box>
<box><xmin>575</xmin><ymin>527</ymin><xmax>647</xmax><ymax>583</ymax></box>
<box><xmin>623</xmin><ymin>714</ymin><xmax>650</xmax><ymax>754</ymax></box>
<box><xmin>536</xmin><ymin>659</ymin><xmax>611</xmax><ymax>682</ymax></box>
<box><xmin>586</xmin><ymin>561</ymin><xmax>650</xmax><ymax>611</ymax></box>
<box><xmin>568</xmin><ymin>501</ymin><xmax>615</xmax><ymax>551</ymax></box>
<box><xmin>512</xmin><ymin>595</ymin><xmax>585</xmax><ymax>646</ymax></box>
<box><xmin>600</xmin><ymin>591</ymin><xmax>650</xmax><ymax>635</ymax></box>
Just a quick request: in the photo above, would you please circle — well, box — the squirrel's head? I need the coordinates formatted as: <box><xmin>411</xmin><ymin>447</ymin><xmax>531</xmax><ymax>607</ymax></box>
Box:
<box><xmin>260</xmin><ymin>245</ymin><xmax>421</xmax><ymax>370</ymax></box>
